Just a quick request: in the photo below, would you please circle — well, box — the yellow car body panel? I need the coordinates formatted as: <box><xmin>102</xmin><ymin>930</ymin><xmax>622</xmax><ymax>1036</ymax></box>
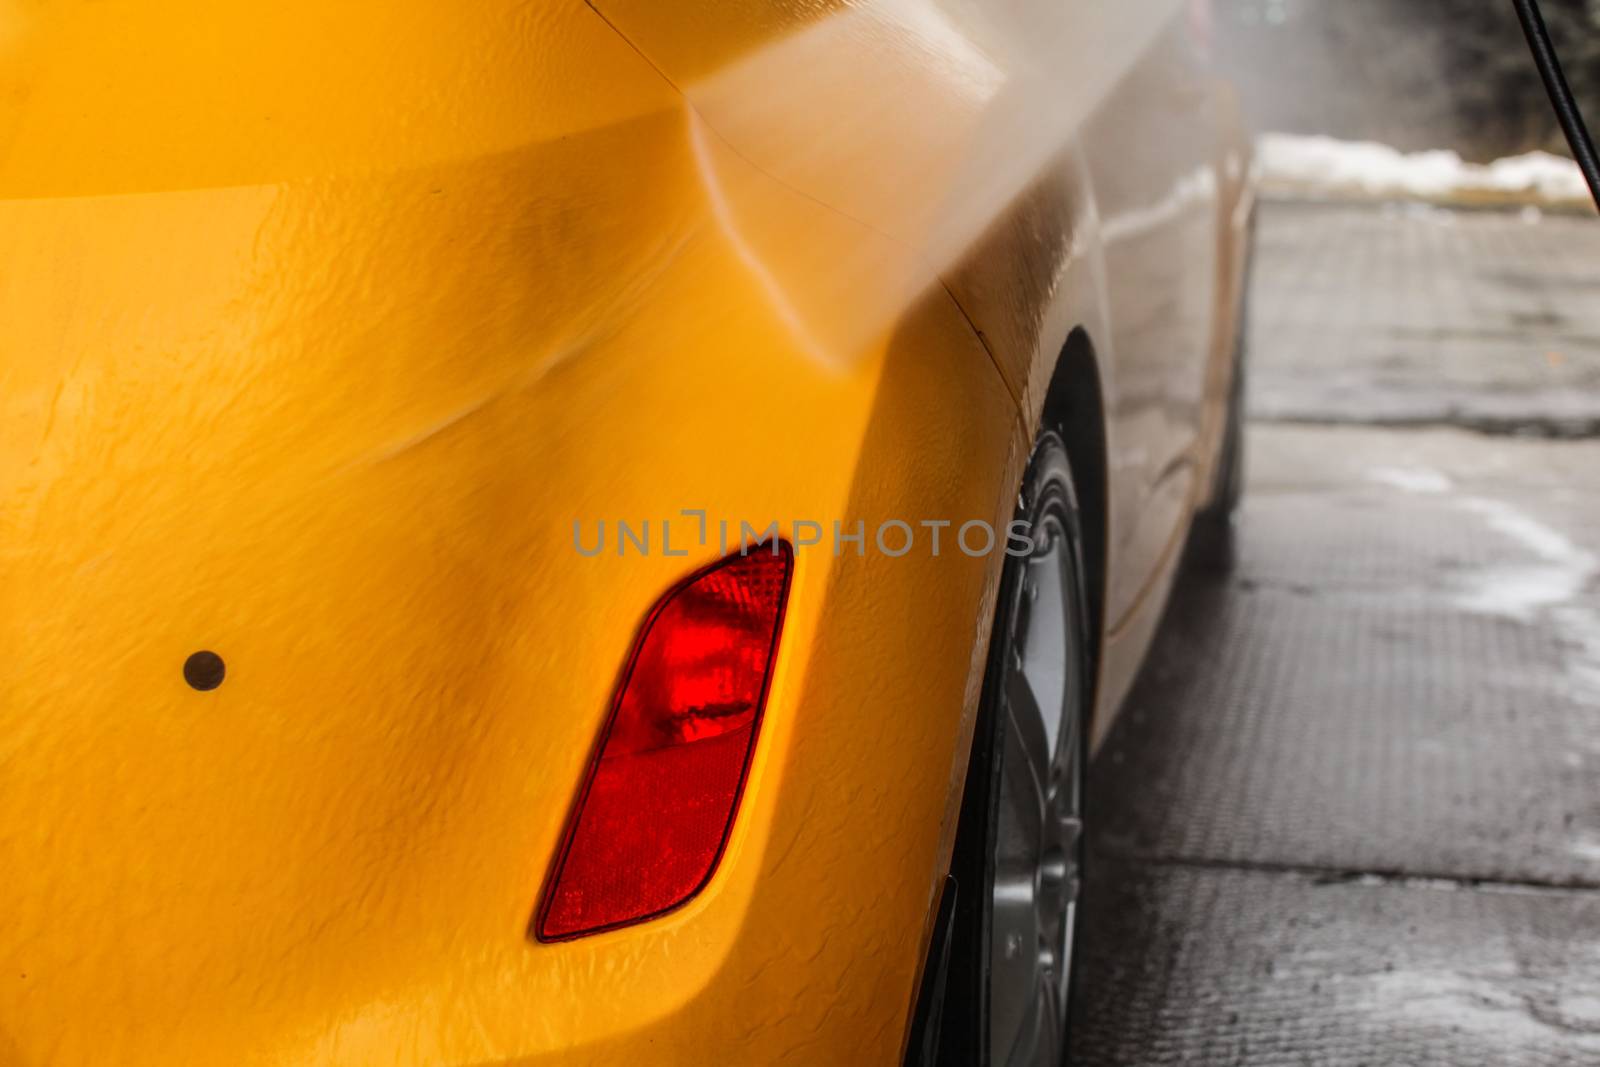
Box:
<box><xmin>0</xmin><ymin>0</ymin><xmax>1250</xmax><ymax>1063</ymax></box>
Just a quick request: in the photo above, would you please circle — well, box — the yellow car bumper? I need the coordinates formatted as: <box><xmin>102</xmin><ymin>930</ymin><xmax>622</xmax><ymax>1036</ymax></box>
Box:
<box><xmin>1</xmin><ymin>1</ymin><xmax>1022</xmax><ymax>1062</ymax></box>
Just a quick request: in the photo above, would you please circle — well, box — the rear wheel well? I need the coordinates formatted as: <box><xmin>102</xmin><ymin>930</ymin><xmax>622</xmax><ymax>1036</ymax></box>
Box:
<box><xmin>1038</xmin><ymin>328</ymin><xmax>1108</xmax><ymax>714</ymax></box>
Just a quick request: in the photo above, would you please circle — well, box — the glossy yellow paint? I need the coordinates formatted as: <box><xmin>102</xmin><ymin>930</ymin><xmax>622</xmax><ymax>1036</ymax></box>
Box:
<box><xmin>1</xmin><ymin>0</ymin><xmax>1249</xmax><ymax>1063</ymax></box>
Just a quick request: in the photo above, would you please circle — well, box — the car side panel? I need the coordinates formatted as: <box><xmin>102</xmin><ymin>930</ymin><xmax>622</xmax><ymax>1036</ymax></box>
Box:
<box><xmin>941</xmin><ymin>3</ymin><xmax>1251</xmax><ymax>737</ymax></box>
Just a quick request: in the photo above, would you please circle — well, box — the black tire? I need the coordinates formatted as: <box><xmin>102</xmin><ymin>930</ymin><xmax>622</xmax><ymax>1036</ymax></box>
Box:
<box><xmin>930</xmin><ymin>431</ymin><xmax>1094</xmax><ymax>1067</ymax></box>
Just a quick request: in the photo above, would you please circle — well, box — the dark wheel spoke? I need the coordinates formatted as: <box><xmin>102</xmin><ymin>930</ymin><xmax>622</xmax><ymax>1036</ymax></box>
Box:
<box><xmin>1004</xmin><ymin>667</ymin><xmax>1053</xmax><ymax>803</ymax></box>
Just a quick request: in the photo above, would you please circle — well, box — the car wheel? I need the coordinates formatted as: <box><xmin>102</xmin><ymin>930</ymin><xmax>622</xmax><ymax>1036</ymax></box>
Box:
<box><xmin>932</xmin><ymin>431</ymin><xmax>1092</xmax><ymax>1067</ymax></box>
<box><xmin>1187</xmin><ymin>239</ymin><xmax>1252</xmax><ymax>574</ymax></box>
<box><xmin>1187</xmin><ymin>347</ymin><xmax>1245</xmax><ymax>572</ymax></box>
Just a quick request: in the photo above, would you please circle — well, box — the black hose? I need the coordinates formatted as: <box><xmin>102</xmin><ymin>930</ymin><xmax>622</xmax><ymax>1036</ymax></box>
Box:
<box><xmin>1512</xmin><ymin>0</ymin><xmax>1600</xmax><ymax>212</ymax></box>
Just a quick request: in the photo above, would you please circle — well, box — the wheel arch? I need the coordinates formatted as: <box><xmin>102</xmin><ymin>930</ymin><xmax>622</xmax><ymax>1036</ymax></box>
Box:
<box><xmin>1037</xmin><ymin>327</ymin><xmax>1109</xmax><ymax>730</ymax></box>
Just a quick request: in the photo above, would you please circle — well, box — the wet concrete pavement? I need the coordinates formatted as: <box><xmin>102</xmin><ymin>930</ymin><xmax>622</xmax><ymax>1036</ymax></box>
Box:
<box><xmin>1070</xmin><ymin>201</ymin><xmax>1600</xmax><ymax>1065</ymax></box>
<box><xmin>1248</xmin><ymin>201</ymin><xmax>1600</xmax><ymax>436</ymax></box>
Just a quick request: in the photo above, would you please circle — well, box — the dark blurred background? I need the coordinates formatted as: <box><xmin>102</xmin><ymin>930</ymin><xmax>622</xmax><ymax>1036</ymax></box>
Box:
<box><xmin>1218</xmin><ymin>0</ymin><xmax>1600</xmax><ymax>160</ymax></box>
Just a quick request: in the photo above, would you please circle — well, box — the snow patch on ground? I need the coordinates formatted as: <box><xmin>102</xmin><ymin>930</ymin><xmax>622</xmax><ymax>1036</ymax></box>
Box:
<box><xmin>1456</xmin><ymin>496</ymin><xmax>1596</xmax><ymax>620</ymax></box>
<box><xmin>1259</xmin><ymin>133</ymin><xmax>1593</xmax><ymax>208</ymax></box>
<box><xmin>1569</xmin><ymin>834</ymin><xmax>1600</xmax><ymax>863</ymax></box>
<box><xmin>1366</xmin><ymin>455</ymin><xmax>1600</xmax><ymax>700</ymax></box>
<box><xmin>1454</xmin><ymin>496</ymin><xmax>1600</xmax><ymax>701</ymax></box>
<box><xmin>1364</xmin><ymin>967</ymin><xmax>1600</xmax><ymax>1051</ymax></box>
<box><xmin>1368</xmin><ymin>466</ymin><xmax>1453</xmax><ymax>494</ymax></box>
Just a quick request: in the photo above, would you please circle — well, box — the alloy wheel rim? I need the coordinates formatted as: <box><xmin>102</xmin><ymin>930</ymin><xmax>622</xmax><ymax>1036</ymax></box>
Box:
<box><xmin>988</xmin><ymin>503</ymin><xmax>1085</xmax><ymax>1067</ymax></box>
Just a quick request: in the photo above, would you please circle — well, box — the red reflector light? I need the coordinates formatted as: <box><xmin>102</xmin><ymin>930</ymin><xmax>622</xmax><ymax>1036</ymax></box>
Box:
<box><xmin>536</xmin><ymin>543</ymin><xmax>794</xmax><ymax>941</ymax></box>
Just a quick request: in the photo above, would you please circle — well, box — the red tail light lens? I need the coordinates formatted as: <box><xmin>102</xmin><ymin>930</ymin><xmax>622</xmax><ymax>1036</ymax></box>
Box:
<box><xmin>535</xmin><ymin>543</ymin><xmax>794</xmax><ymax>942</ymax></box>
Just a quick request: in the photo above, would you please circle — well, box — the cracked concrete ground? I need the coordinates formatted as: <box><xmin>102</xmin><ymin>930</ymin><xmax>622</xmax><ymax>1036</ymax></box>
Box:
<box><xmin>1070</xmin><ymin>200</ymin><xmax>1600</xmax><ymax>1065</ymax></box>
